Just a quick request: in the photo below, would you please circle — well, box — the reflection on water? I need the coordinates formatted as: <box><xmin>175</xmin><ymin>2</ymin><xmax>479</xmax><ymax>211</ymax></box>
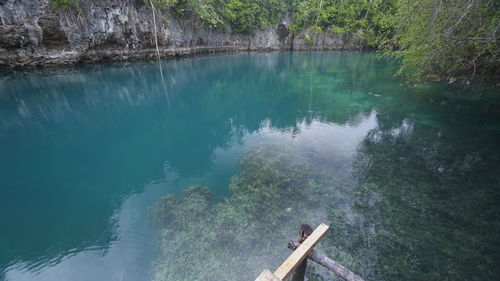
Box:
<box><xmin>0</xmin><ymin>52</ymin><xmax>499</xmax><ymax>281</ymax></box>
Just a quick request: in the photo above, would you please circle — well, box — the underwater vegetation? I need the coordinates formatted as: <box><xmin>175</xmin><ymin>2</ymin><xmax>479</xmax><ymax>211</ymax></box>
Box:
<box><xmin>150</xmin><ymin>142</ymin><xmax>343</xmax><ymax>281</ymax></box>
<box><xmin>150</xmin><ymin>119</ymin><xmax>500</xmax><ymax>281</ymax></box>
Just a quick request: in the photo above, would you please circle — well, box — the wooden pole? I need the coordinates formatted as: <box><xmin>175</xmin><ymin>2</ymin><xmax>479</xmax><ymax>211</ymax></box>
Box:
<box><xmin>291</xmin><ymin>224</ymin><xmax>314</xmax><ymax>281</ymax></box>
<box><xmin>291</xmin><ymin>258</ymin><xmax>307</xmax><ymax>281</ymax></box>
<box><xmin>288</xmin><ymin>240</ymin><xmax>365</xmax><ymax>281</ymax></box>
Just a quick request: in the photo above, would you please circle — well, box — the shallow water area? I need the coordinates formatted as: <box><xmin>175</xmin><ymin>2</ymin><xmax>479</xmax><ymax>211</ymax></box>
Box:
<box><xmin>0</xmin><ymin>52</ymin><xmax>499</xmax><ymax>281</ymax></box>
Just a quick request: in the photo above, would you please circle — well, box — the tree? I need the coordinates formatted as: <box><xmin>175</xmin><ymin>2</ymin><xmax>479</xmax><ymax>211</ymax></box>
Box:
<box><xmin>388</xmin><ymin>0</ymin><xmax>499</xmax><ymax>85</ymax></box>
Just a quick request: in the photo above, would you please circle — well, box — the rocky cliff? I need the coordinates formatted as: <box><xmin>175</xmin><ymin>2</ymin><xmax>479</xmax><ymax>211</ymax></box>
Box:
<box><xmin>0</xmin><ymin>0</ymin><xmax>364</xmax><ymax>68</ymax></box>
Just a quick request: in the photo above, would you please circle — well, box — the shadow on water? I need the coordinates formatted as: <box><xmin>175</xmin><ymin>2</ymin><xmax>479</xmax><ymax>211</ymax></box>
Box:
<box><xmin>0</xmin><ymin>52</ymin><xmax>499</xmax><ymax>280</ymax></box>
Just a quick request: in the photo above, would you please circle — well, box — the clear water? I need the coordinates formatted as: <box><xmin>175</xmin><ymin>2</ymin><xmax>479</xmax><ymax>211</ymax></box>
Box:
<box><xmin>0</xmin><ymin>52</ymin><xmax>498</xmax><ymax>281</ymax></box>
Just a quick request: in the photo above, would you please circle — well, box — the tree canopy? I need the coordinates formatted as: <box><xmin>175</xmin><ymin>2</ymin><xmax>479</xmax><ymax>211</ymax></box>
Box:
<box><xmin>388</xmin><ymin>0</ymin><xmax>499</xmax><ymax>85</ymax></box>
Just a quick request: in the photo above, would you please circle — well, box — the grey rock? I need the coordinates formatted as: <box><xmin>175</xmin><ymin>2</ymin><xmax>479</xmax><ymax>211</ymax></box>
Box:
<box><xmin>0</xmin><ymin>0</ymin><xmax>365</xmax><ymax>68</ymax></box>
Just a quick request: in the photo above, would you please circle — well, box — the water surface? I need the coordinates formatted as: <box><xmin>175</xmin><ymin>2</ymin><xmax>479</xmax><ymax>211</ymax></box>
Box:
<box><xmin>0</xmin><ymin>52</ymin><xmax>498</xmax><ymax>281</ymax></box>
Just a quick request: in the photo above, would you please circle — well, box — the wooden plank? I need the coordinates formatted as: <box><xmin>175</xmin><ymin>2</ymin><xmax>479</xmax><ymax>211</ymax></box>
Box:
<box><xmin>255</xmin><ymin>269</ymin><xmax>281</xmax><ymax>281</ymax></box>
<box><xmin>274</xmin><ymin>223</ymin><xmax>329</xmax><ymax>280</ymax></box>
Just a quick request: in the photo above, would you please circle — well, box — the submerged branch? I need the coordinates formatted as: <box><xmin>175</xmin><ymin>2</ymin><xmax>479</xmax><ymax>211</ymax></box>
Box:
<box><xmin>288</xmin><ymin>240</ymin><xmax>365</xmax><ymax>281</ymax></box>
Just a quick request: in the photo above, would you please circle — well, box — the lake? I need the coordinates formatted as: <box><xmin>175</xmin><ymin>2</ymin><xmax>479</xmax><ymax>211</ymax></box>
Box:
<box><xmin>0</xmin><ymin>52</ymin><xmax>498</xmax><ymax>281</ymax></box>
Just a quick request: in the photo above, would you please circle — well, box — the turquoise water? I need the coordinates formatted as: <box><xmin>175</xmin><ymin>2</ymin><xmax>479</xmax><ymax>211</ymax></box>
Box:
<box><xmin>0</xmin><ymin>52</ymin><xmax>498</xmax><ymax>281</ymax></box>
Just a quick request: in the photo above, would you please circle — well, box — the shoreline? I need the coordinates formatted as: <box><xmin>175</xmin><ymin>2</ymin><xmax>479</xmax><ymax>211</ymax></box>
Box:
<box><xmin>0</xmin><ymin>46</ymin><xmax>367</xmax><ymax>70</ymax></box>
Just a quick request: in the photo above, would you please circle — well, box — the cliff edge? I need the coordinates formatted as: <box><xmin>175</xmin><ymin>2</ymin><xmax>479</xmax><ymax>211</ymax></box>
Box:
<box><xmin>0</xmin><ymin>0</ymin><xmax>364</xmax><ymax>67</ymax></box>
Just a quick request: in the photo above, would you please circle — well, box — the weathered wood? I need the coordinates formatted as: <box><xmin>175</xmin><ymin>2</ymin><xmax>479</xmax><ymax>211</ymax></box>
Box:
<box><xmin>255</xmin><ymin>269</ymin><xmax>281</xmax><ymax>281</ymax></box>
<box><xmin>291</xmin><ymin>224</ymin><xmax>314</xmax><ymax>281</ymax></box>
<box><xmin>291</xmin><ymin>258</ymin><xmax>307</xmax><ymax>281</ymax></box>
<box><xmin>274</xmin><ymin>223</ymin><xmax>329</xmax><ymax>280</ymax></box>
<box><xmin>288</xmin><ymin>240</ymin><xmax>365</xmax><ymax>281</ymax></box>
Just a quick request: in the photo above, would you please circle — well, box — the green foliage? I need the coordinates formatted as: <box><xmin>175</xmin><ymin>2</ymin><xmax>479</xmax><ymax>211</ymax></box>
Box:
<box><xmin>175</xmin><ymin>0</ymin><xmax>224</xmax><ymax>27</ymax></box>
<box><xmin>147</xmin><ymin>0</ymin><xmax>398</xmax><ymax>41</ymax></box>
<box><xmin>51</xmin><ymin>0</ymin><xmax>80</xmax><ymax>10</ymax></box>
<box><xmin>223</xmin><ymin>0</ymin><xmax>287</xmax><ymax>33</ymax></box>
<box><xmin>291</xmin><ymin>0</ymin><xmax>398</xmax><ymax>47</ymax></box>
<box><xmin>387</xmin><ymin>0</ymin><xmax>499</xmax><ymax>85</ymax></box>
<box><xmin>149</xmin><ymin>0</ymin><xmax>286</xmax><ymax>32</ymax></box>
<box><xmin>304</xmin><ymin>33</ymin><xmax>314</xmax><ymax>45</ymax></box>
<box><xmin>150</xmin><ymin>0</ymin><xmax>180</xmax><ymax>9</ymax></box>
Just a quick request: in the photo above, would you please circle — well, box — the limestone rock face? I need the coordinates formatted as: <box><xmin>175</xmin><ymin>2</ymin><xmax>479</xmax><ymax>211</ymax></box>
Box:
<box><xmin>0</xmin><ymin>0</ymin><xmax>364</xmax><ymax>67</ymax></box>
